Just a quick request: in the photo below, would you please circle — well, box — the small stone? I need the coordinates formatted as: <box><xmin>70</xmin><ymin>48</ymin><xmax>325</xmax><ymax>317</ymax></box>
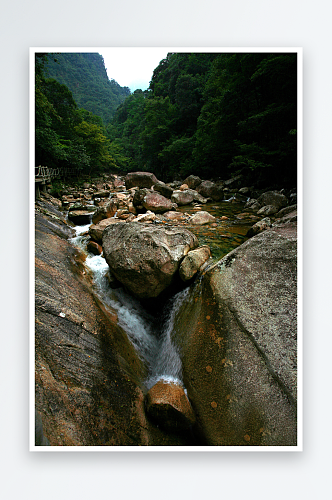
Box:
<box><xmin>189</xmin><ymin>211</ymin><xmax>216</xmax><ymax>225</ymax></box>
<box><xmin>211</xmin><ymin>401</ymin><xmax>218</xmax><ymax>409</ymax></box>
<box><xmin>206</xmin><ymin>366</ymin><xmax>213</xmax><ymax>373</ymax></box>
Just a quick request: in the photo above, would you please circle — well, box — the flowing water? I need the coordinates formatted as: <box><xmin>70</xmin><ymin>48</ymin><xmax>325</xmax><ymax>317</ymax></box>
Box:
<box><xmin>69</xmin><ymin>199</ymin><xmax>254</xmax><ymax>388</ymax></box>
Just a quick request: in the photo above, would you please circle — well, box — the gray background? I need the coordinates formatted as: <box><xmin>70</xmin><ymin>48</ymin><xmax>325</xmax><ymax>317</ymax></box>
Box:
<box><xmin>0</xmin><ymin>1</ymin><xmax>326</xmax><ymax>498</ymax></box>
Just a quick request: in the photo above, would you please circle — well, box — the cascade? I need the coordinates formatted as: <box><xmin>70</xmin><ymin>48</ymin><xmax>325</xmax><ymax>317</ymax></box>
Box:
<box><xmin>68</xmin><ymin>199</ymin><xmax>252</xmax><ymax>390</ymax></box>
<box><xmin>70</xmin><ymin>225</ymin><xmax>187</xmax><ymax>383</ymax></box>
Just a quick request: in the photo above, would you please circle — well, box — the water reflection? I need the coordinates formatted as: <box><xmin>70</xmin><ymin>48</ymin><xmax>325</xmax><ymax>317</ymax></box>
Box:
<box><xmin>176</xmin><ymin>201</ymin><xmax>259</xmax><ymax>261</ymax></box>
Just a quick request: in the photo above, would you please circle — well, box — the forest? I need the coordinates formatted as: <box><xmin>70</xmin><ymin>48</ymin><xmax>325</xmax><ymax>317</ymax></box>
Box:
<box><xmin>35</xmin><ymin>51</ymin><xmax>298</xmax><ymax>188</ymax></box>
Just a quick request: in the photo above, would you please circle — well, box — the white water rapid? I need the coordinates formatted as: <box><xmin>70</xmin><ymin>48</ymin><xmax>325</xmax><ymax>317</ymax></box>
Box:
<box><xmin>70</xmin><ymin>224</ymin><xmax>190</xmax><ymax>388</ymax></box>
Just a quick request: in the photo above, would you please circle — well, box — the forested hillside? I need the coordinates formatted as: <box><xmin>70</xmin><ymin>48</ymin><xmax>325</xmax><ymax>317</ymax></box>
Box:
<box><xmin>35</xmin><ymin>51</ymin><xmax>298</xmax><ymax>189</ymax></box>
<box><xmin>108</xmin><ymin>52</ymin><xmax>297</xmax><ymax>187</ymax></box>
<box><xmin>45</xmin><ymin>53</ymin><xmax>130</xmax><ymax>125</ymax></box>
<box><xmin>35</xmin><ymin>53</ymin><xmax>116</xmax><ymax>174</ymax></box>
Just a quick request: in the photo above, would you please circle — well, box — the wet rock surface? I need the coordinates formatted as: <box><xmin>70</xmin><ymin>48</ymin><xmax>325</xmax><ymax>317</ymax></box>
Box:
<box><xmin>145</xmin><ymin>380</ymin><xmax>196</xmax><ymax>431</ymax></box>
<box><xmin>173</xmin><ymin>219</ymin><xmax>297</xmax><ymax>446</ymax></box>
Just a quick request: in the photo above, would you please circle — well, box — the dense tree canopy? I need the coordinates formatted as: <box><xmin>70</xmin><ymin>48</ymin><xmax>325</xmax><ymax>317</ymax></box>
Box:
<box><xmin>35</xmin><ymin>53</ymin><xmax>114</xmax><ymax>174</ymax></box>
<box><xmin>35</xmin><ymin>51</ymin><xmax>298</xmax><ymax>188</ymax></box>
<box><xmin>108</xmin><ymin>52</ymin><xmax>297</xmax><ymax>187</ymax></box>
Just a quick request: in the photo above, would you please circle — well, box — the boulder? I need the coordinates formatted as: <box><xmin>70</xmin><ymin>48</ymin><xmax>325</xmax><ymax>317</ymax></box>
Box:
<box><xmin>145</xmin><ymin>380</ymin><xmax>195</xmax><ymax>431</ymax></box>
<box><xmin>171</xmin><ymin>190</ymin><xmax>195</xmax><ymax>206</ymax></box>
<box><xmin>87</xmin><ymin>240</ymin><xmax>103</xmax><ymax>255</ymax></box>
<box><xmin>92</xmin><ymin>200</ymin><xmax>118</xmax><ymax>224</ymax></box>
<box><xmin>179</xmin><ymin>246</ymin><xmax>211</xmax><ymax>281</ymax></box>
<box><xmin>196</xmin><ymin>180</ymin><xmax>224</xmax><ymax>201</ymax></box>
<box><xmin>173</xmin><ymin>220</ymin><xmax>297</xmax><ymax>446</ymax></box>
<box><xmin>188</xmin><ymin>211</ymin><xmax>216</xmax><ymax>225</ymax></box>
<box><xmin>125</xmin><ymin>171</ymin><xmax>158</xmax><ymax>189</ymax></box>
<box><xmin>67</xmin><ymin>210</ymin><xmax>94</xmax><ymax>225</ymax></box>
<box><xmin>164</xmin><ymin>211</ymin><xmax>188</xmax><ymax>222</ymax></box>
<box><xmin>124</xmin><ymin>214</ymin><xmax>137</xmax><ymax>222</ymax></box>
<box><xmin>233</xmin><ymin>192</ymin><xmax>249</xmax><ymax>203</ymax></box>
<box><xmin>168</xmin><ymin>181</ymin><xmax>182</xmax><ymax>189</ymax></box>
<box><xmin>89</xmin><ymin>217</ymin><xmax>120</xmax><ymax>243</ymax></box>
<box><xmin>246</xmin><ymin>217</ymin><xmax>272</xmax><ymax>237</ymax></box>
<box><xmin>183</xmin><ymin>175</ymin><xmax>202</xmax><ymax>189</ymax></box>
<box><xmin>257</xmin><ymin>205</ymin><xmax>279</xmax><ymax>216</ymax></box>
<box><xmin>153</xmin><ymin>182</ymin><xmax>174</xmax><ymax>199</ymax></box>
<box><xmin>102</xmin><ymin>222</ymin><xmax>199</xmax><ymax>299</ymax></box>
<box><xmin>142</xmin><ymin>192</ymin><xmax>173</xmax><ymax>213</ymax></box>
<box><xmin>258</xmin><ymin>191</ymin><xmax>288</xmax><ymax>211</ymax></box>
<box><xmin>68</xmin><ymin>202</ymin><xmax>86</xmax><ymax>212</ymax></box>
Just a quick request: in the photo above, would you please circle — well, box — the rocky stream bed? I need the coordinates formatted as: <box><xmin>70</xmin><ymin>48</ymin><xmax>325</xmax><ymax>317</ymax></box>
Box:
<box><xmin>34</xmin><ymin>172</ymin><xmax>298</xmax><ymax>447</ymax></box>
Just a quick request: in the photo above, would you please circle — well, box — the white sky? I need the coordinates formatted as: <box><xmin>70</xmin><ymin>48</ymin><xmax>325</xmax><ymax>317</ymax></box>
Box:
<box><xmin>100</xmin><ymin>48</ymin><xmax>169</xmax><ymax>92</ymax></box>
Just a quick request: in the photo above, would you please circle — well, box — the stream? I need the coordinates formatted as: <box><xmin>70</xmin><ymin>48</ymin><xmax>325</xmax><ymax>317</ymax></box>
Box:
<box><xmin>69</xmin><ymin>200</ymin><xmax>254</xmax><ymax>390</ymax></box>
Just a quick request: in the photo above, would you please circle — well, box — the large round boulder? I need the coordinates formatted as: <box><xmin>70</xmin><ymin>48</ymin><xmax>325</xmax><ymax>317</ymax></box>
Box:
<box><xmin>102</xmin><ymin>222</ymin><xmax>199</xmax><ymax>299</ymax></box>
<box><xmin>125</xmin><ymin>171</ymin><xmax>159</xmax><ymax>189</ymax></box>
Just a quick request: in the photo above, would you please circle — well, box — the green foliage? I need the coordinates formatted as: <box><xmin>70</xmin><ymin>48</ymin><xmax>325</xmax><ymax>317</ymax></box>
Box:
<box><xmin>35</xmin><ymin>51</ymin><xmax>298</xmax><ymax>188</ymax></box>
<box><xmin>35</xmin><ymin>53</ymin><xmax>118</xmax><ymax>176</ymax></box>
<box><xmin>44</xmin><ymin>53</ymin><xmax>130</xmax><ymax>126</ymax></box>
<box><xmin>49</xmin><ymin>180</ymin><xmax>65</xmax><ymax>198</ymax></box>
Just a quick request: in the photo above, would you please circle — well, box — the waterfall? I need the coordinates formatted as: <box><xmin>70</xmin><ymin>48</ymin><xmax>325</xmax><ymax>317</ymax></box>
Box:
<box><xmin>70</xmin><ymin>227</ymin><xmax>159</xmax><ymax>370</ymax></box>
<box><xmin>145</xmin><ymin>286</ymin><xmax>191</xmax><ymax>390</ymax></box>
<box><xmin>70</xmin><ymin>224</ymin><xmax>196</xmax><ymax>389</ymax></box>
